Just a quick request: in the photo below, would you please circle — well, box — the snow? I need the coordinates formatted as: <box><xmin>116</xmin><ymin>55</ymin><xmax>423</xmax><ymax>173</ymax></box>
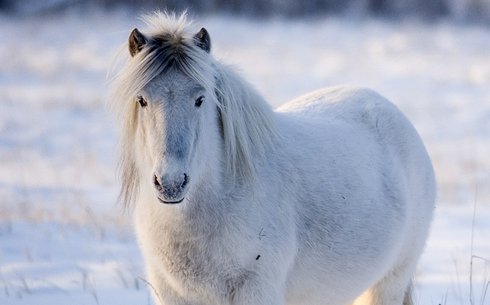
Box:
<box><xmin>0</xmin><ymin>11</ymin><xmax>489</xmax><ymax>305</ymax></box>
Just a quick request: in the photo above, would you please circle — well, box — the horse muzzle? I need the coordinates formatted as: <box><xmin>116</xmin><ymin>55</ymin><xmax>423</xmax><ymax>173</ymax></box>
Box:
<box><xmin>153</xmin><ymin>172</ymin><xmax>189</xmax><ymax>204</ymax></box>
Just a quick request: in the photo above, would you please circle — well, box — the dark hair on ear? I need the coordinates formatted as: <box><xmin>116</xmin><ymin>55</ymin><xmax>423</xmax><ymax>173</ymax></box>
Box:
<box><xmin>193</xmin><ymin>28</ymin><xmax>211</xmax><ymax>53</ymax></box>
<box><xmin>129</xmin><ymin>28</ymin><xmax>147</xmax><ymax>57</ymax></box>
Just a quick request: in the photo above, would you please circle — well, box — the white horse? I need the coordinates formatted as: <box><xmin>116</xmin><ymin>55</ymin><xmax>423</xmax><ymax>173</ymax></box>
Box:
<box><xmin>109</xmin><ymin>12</ymin><xmax>436</xmax><ymax>305</ymax></box>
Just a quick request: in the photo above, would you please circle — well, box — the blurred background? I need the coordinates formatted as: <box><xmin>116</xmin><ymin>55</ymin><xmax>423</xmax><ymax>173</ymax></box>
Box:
<box><xmin>3</xmin><ymin>0</ymin><xmax>490</xmax><ymax>20</ymax></box>
<box><xmin>0</xmin><ymin>1</ymin><xmax>489</xmax><ymax>304</ymax></box>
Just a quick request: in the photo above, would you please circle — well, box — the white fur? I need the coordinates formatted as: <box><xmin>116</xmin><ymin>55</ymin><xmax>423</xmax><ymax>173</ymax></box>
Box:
<box><xmin>109</xmin><ymin>12</ymin><xmax>436</xmax><ymax>305</ymax></box>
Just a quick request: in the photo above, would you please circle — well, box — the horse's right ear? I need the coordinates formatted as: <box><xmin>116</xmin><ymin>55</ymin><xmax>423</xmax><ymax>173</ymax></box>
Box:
<box><xmin>129</xmin><ymin>28</ymin><xmax>146</xmax><ymax>57</ymax></box>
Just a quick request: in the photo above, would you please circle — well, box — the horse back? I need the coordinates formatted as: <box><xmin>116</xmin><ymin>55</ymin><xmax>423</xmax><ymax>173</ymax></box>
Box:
<box><xmin>276</xmin><ymin>86</ymin><xmax>433</xmax><ymax>173</ymax></box>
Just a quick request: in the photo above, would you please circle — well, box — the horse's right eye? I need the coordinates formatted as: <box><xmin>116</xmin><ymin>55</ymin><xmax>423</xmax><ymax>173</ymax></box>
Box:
<box><xmin>137</xmin><ymin>96</ymin><xmax>147</xmax><ymax>107</ymax></box>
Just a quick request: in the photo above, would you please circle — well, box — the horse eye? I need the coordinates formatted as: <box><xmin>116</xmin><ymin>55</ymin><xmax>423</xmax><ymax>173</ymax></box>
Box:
<box><xmin>137</xmin><ymin>96</ymin><xmax>147</xmax><ymax>107</ymax></box>
<box><xmin>195</xmin><ymin>95</ymin><xmax>205</xmax><ymax>108</ymax></box>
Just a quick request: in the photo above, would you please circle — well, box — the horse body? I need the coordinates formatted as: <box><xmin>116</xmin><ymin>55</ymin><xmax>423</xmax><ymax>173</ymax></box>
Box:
<box><xmin>110</xmin><ymin>12</ymin><xmax>435</xmax><ymax>305</ymax></box>
<box><xmin>277</xmin><ymin>87</ymin><xmax>435</xmax><ymax>305</ymax></box>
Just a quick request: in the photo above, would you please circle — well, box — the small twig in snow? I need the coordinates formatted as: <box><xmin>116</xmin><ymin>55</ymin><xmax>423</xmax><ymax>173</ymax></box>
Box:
<box><xmin>138</xmin><ymin>276</ymin><xmax>164</xmax><ymax>305</ymax></box>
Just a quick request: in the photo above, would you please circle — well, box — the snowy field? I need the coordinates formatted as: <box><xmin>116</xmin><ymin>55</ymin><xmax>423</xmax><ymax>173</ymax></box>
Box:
<box><xmin>0</xmin><ymin>10</ymin><xmax>489</xmax><ymax>305</ymax></box>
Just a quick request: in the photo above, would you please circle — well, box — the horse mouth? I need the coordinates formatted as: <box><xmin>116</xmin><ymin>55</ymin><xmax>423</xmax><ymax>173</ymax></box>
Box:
<box><xmin>157</xmin><ymin>197</ymin><xmax>185</xmax><ymax>204</ymax></box>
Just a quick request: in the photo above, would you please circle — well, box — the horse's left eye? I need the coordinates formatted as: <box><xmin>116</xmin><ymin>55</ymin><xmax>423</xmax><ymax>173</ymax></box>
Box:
<box><xmin>137</xmin><ymin>96</ymin><xmax>147</xmax><ymax>107</ymax></box>
<box><xmin>195</xmin><ymin>95</ymin><xmax>205</xmax><ymax>108</ymax></box>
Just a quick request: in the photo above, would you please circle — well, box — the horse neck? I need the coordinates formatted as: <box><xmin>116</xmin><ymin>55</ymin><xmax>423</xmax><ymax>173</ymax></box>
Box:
<box><xmin>213</xmin><ymin>63</ymin><xmax>278</xmax><ymax>187</ymax></box>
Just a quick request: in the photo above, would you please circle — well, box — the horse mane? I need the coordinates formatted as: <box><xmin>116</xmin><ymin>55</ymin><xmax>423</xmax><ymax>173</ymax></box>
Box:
<box><xmin>108</xmin><ymin>11</ymin><xmax>277</xmax><ymax>208</ymax></box>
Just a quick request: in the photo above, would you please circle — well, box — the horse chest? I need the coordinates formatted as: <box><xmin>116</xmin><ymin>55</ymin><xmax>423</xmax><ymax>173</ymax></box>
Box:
<box><xmin>150</xmin><ymin>234</ymin><xmax>257</xmax><ymax>303</ymax></box>
<box><xmin>156</xmin><ymin>238</ymin><xmax>211</xmax><ymax>280</ymax></box>
<box><xmin>151</xmin><ymin>227</ymin><xmax>227</xmax><ymax>275</ymax></box>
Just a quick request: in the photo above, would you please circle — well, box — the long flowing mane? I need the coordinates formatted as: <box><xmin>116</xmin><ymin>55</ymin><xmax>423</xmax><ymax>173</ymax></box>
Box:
<box><xmin>108</xmin><ymin>12</ymin><xmax>278</xmax><ymax>208</ymax></box>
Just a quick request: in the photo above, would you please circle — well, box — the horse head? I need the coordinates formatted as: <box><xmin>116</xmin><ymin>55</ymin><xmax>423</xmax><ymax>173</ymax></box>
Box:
<box><xmin>125</xmin><ymin>25</ymin><xmax>219</xmax><ymax>204</ymax></box>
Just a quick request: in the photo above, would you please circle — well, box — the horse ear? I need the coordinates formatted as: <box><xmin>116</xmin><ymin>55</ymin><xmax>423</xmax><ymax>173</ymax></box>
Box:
<box><xmin>129</xmin><ymin>28</ymin><xmax>146</xmax><ymax>57</ymax></box>
<box><xmin>193</xmin><ymin>28</ymin><xmax>211</xmax><ymax>53</ymax></box>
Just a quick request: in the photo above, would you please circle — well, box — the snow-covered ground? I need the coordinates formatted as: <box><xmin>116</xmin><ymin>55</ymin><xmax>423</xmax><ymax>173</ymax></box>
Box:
<box><xmin>0</xmin><ymin>11</ymin><xmax>489</xmax><ymax>305</ymax></box>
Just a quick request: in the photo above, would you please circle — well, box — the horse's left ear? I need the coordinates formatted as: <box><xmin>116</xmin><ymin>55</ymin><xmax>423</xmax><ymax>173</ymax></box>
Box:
<box><xmin>129</xmin><ymin>28</ymin><xmax>147</xmax><ymax>57</ymax></box>
<box><xmin>193</xmin><ymin>28</ymin><xmax>211</xmax><ymax>53</ymax></box>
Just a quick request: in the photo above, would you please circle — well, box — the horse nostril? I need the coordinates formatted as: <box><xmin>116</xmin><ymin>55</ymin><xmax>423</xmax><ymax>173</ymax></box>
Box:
<box><xmin>181</xmin><ymin>173</ymin><xmax>189</xmax><ymax>189</ymax></box>
<box><xmin>153</xmin><ymin>175</ymin><xmax>162</xmax><ymax>189</ymax></box>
